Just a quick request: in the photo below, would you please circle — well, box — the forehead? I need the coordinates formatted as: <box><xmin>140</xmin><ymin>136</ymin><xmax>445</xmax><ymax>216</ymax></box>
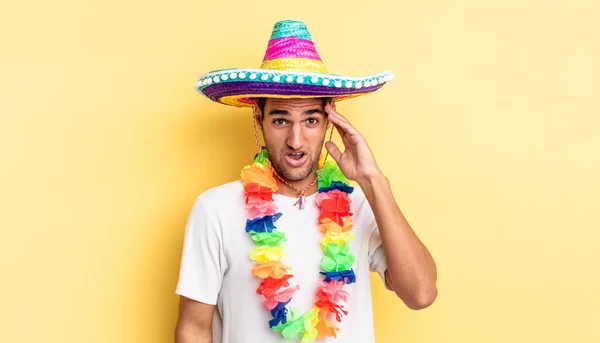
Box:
<box><xmin>265</xmin><ymin>98</ymin><xmax>324</xmax><ymax>111</ymax></box>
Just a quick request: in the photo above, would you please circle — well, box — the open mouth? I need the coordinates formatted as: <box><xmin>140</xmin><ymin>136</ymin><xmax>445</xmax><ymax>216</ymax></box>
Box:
<box><xmin>284</xmin><ymin>152</ymin><xmax>308</xmax><ymax>167</ymax></box>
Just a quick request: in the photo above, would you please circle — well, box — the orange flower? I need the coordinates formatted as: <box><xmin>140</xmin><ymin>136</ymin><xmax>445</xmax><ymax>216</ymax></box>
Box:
<box><xmin>315</xmin><ymin>308</ymin><xmax>339</xmax><ymax>339</ymax></box>
<box><xmin>241</xmin><ymin>163</ymin><xmax>278</xmax><ymax>191</ymax></box>
<box><xmin>252</xmin><ymin>261</ymin><xmax>291</xmax><ymax>279</ymax></box>
<box><xmin>319</xmin><ymin>217</ymin><xmax>353</xmax><ymax>234</ymax></box>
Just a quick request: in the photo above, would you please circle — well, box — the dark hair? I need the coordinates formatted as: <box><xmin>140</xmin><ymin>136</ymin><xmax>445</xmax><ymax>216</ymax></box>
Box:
<box><xmin>255</xmin><ymin>97</ymin><xmax>332</xmax><ymax>122</ymax></box>
<box><xmin>256</xmin><ymin>98</ymin><xmax>268</xmax><ymax>117</ymax></box>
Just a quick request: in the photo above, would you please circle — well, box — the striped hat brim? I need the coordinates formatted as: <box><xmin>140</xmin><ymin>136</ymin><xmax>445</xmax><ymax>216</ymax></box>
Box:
<box><xmin>195</xmin><ymin>69</ymin><xmax>394</xmax><ymax>107</ymax></box>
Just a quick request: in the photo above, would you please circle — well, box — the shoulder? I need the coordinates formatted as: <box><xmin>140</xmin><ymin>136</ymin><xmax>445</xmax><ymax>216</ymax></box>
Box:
<box><xmin>197</xmin><ymin>179</ymin><xmax>244</xmax><ymax>203</ymax></box>
<box><xmin>192</xmin><ymin>179</ymin><xmax>245</xmax><ymax>218</ymax></box>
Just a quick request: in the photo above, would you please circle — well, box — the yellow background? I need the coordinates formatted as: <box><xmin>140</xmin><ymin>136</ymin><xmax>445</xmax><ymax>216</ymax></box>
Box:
<box><xmin>1</xmin><ymin>0</ymin><xmax>599</xmax><ymax>342</ymax></box>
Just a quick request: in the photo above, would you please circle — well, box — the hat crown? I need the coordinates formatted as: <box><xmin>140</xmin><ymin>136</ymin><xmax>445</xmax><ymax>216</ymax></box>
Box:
<box><xmin>269</xmin><ymin>20</ymin><xmax>312</xmax><ymax>40</ymax></box>
<box><xmin>195</xmin><ymin>19</ymin><xmax>394</xmax><ymax>107</ymax></box>
<box><xmin>261</xmin><ymin>20</ymin><xmax>328</xmax><ymax>73</ymax></box>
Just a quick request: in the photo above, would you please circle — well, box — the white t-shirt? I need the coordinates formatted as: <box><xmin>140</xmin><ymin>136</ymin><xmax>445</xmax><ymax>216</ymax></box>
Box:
<box><xmin>176</xmin><ymin>180</ymin><xmax>390</xmax><ymax>343</ymax></box>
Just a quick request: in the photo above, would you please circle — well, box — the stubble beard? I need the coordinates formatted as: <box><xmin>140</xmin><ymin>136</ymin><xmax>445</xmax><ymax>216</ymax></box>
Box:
<box><xmin>266</xmin><ymin>138</ymin><xmax>325</xmax><ymax>183</ymax></box>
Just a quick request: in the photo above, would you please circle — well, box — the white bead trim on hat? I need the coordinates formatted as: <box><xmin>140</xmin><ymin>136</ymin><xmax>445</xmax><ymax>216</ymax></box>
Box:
<box><xmin>194</xmin><ymin>69</ymin><xmax>395</xmax><ymax>91</ymax></box>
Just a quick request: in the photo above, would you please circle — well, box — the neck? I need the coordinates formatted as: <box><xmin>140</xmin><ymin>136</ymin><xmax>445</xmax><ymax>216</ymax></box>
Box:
<box><xmin>274</xmin><ymin>172</ymin><xmax>319</xmax><ymax>198</ymax></box>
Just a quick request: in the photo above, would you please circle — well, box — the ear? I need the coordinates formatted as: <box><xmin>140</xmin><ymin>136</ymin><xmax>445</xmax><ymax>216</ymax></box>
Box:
<box><xmin>252</xmin><ymin>106</ymin><xmax>264</xmax><ymax>130</ymax></box>
<box><xmin>325</xmin><ymin>99</ymin><xmax>335</xmax><ymax>129</ymax></box>
<box><xmin>328</xmin><ymin>98</ymin><xmax>336</xmax><ymax>109</ymax></box>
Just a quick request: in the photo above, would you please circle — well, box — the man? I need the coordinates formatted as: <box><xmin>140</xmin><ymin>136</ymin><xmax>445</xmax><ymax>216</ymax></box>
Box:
<box><xmin>175</xmin><ymin>20</ymin><xmax>437</xmax><ymax>343</ymax></box>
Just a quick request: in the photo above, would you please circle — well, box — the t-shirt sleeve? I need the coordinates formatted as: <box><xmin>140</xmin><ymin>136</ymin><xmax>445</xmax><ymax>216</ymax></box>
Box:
<box><xmin>361</xmin><ymin>194</ymin><xmax>392</xmax><ymax>291</ymax></box>
<box><xmin>175</xmin><ymin>194</ymin><xmax>228</xmax><ymax>305</ymax></box>
<box><xmin>366</xmin><ymin>214</ymin><xmax>394</xmax><ymax>291</ymax></box>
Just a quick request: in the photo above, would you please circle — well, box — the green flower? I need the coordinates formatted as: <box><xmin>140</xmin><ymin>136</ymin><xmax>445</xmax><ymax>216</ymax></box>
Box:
<box><xmin>317</xmin><ymin>160</ymin><xmax>350</xmax><ymax>189</ymax></box>
<box><xmin>254</xmin><ymin>148</ymin><xmax>269</xmax><ymax>164</ymax></box>
<box><xmin>250</xmin><ymin>231</ymin><xmax>287</xmax><ymax>247</ymax></box>
<box><xmin>320</xmin><ymin>242</ymin><xmax>356</xmax><ymax>272</ymax></box>
<box><xmin>272</xmin><ymin>307</ymin><xmax>312</xmax><ymax>339</ymax></box>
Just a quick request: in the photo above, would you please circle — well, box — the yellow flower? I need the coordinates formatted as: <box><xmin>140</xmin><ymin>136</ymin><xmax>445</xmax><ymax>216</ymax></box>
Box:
<box><xmin>320</xmin><ymin>231</ymin><xmax>354</xmax><ymax>250</ymax></box>
<box><xmin>250</xmin><ymin>246</ymin><xmax>286</xmax><ymax>263</ymax></box>
<box><xmin>300</xmin><ymin>307</ymin><xmax>320</xmax><ymax>343</ymax></box>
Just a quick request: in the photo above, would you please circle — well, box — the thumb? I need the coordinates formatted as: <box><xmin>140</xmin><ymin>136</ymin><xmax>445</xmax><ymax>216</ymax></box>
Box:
<box><xmin>325</xmin><ymin>141</ymin><xmax>342</xmax><ymax>163</ymax></box>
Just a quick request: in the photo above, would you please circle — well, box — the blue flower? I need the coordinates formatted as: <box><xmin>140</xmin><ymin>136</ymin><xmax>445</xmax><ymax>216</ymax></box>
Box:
<box><xmin>245</xmin><ymin>213</ymin><xmax>283</xmax><ymax>233</ymax></box>
<box><xmin>318</xmin><ymin>181</ymin><xmax>354</xmax><ymax>194</ymax></box>
<box><xmin>268</xmin><ymin>300</ymin><xmax>290</xmax><ymax>328</ymax></box>
<box><xmin>320</xmin><ymin>269</ymin><xmax>356</xmax><ymax>284</ymax></box>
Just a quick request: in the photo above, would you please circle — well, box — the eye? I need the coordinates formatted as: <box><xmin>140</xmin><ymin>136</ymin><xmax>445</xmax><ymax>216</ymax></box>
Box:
<box><xmin>306</xmin><ymin>118</ymin><xmax>319</xmax><ymax>125</ymax></box>
<box><xmin>273</xmin><ymin>118</ymin><xmax>287</xmax><ymax>126</ymax></box>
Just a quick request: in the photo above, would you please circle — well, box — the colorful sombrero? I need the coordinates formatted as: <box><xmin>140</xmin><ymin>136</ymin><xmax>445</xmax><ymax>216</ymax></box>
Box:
<box><xmin>194</xmin><ymin>20</ymin><xmax>394</xmax><ymax>107</ymax></box>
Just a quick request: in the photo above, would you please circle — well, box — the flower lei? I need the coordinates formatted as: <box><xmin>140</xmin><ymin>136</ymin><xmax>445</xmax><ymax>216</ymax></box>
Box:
<box><xmin>241</xmin><ymin>149</ymin><xmax>357</xmax><ymax>342</ymax></box>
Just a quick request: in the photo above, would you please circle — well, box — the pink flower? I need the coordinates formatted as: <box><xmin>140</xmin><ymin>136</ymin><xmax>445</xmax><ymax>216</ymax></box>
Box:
<box><xmin>315</xmin><ymin>190</ymin><xmax>349</xmax><ymax>207</ymax></box>
<box><xmin>263</xmin><ymin>285</ymin><xmax>300</xmax><ymax>310</ymax></box>
<box><xmin>318</xmin><ymin>280</ymin><xmax>349</xmax><ymax>303</ymax></box>
<box><xmin>245</xmin><ymin>196</ymin><xmax>278</xmax><ymax>219</ymax></box>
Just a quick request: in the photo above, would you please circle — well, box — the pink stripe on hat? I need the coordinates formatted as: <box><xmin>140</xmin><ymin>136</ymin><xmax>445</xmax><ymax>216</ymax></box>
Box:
<box><xmin>262</xmin><ymin>36</ymin><xmax>323</xmax><ymax>62</ymax></box>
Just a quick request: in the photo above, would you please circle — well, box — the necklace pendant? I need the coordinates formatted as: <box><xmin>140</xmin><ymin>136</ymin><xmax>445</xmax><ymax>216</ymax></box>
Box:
<box><xmin>294</xmin><ymin>193</ymin><xmax>305</xmax><ymax>210</ymax></box>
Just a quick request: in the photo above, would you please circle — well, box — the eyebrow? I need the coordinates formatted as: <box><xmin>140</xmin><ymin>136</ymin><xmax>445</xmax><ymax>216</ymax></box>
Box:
<box><xmin>268</xmin><ymin>108</ymin><xmax>324</xmax><ymax>116</ymax></box>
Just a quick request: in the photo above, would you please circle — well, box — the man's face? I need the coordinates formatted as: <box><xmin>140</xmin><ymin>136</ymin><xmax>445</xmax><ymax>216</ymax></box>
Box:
<box><xmin>257</xmin><ymin>98</ymin><xmax>329</xmax><ymax>182</ymax></box>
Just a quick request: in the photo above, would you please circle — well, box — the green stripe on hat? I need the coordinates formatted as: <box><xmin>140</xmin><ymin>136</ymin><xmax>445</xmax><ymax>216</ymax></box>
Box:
<box><xmin>269</xmin><ymin>20</ymin><xmax>312</xmax><ymax>40</ymax></box>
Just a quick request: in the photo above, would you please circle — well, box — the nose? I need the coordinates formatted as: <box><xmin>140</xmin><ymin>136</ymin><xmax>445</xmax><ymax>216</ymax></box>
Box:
<box><xmin>286</xmin><ymin>123</ymin><xmax>303</xmax><ymax>150</ymax></box>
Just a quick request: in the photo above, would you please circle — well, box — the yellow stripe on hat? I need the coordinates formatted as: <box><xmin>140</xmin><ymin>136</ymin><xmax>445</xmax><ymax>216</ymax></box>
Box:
<box><xmin>261</xmin><ymin>58</ymin><xmax>328</xmax><ymax>73</ymax></box>
<box><xmin>219</xmin><ymin>92</ymin><xmax>372</xmax><ymax>107</ymax></box>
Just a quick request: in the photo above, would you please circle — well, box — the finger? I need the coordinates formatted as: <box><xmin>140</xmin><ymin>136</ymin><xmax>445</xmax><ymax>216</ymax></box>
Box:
<box><xmin>327</xmin><ymin>117</ymin><xmax>352</xmax><ymax>145</ymax></box>
<box><xmin>328</xmin><ymin>113</ymin><xmax>362</xmax><ymax>143</ymax></box>
<box><xmin>325</xmin><ymin>103</ymin><xmax>350</xmax><ymax>124</ymax></box>
<box><xmin>325</xmin><ymin>106</ymin><xmax>360</xmax><ymax>135</ymax></box>
<box><xmin>324</xmin><ymin>105</ymin><xmax>366</xmax><ymax>147</ymax></box>
<box><xmin>325</xmin><ymin>141</ymin><xmax>343</xmax><ymax>163</ymax></box>
<box><xmin>326</xmin><ymin>108</ymin><xmax>349</xmax><ymax>129</ymax></box>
